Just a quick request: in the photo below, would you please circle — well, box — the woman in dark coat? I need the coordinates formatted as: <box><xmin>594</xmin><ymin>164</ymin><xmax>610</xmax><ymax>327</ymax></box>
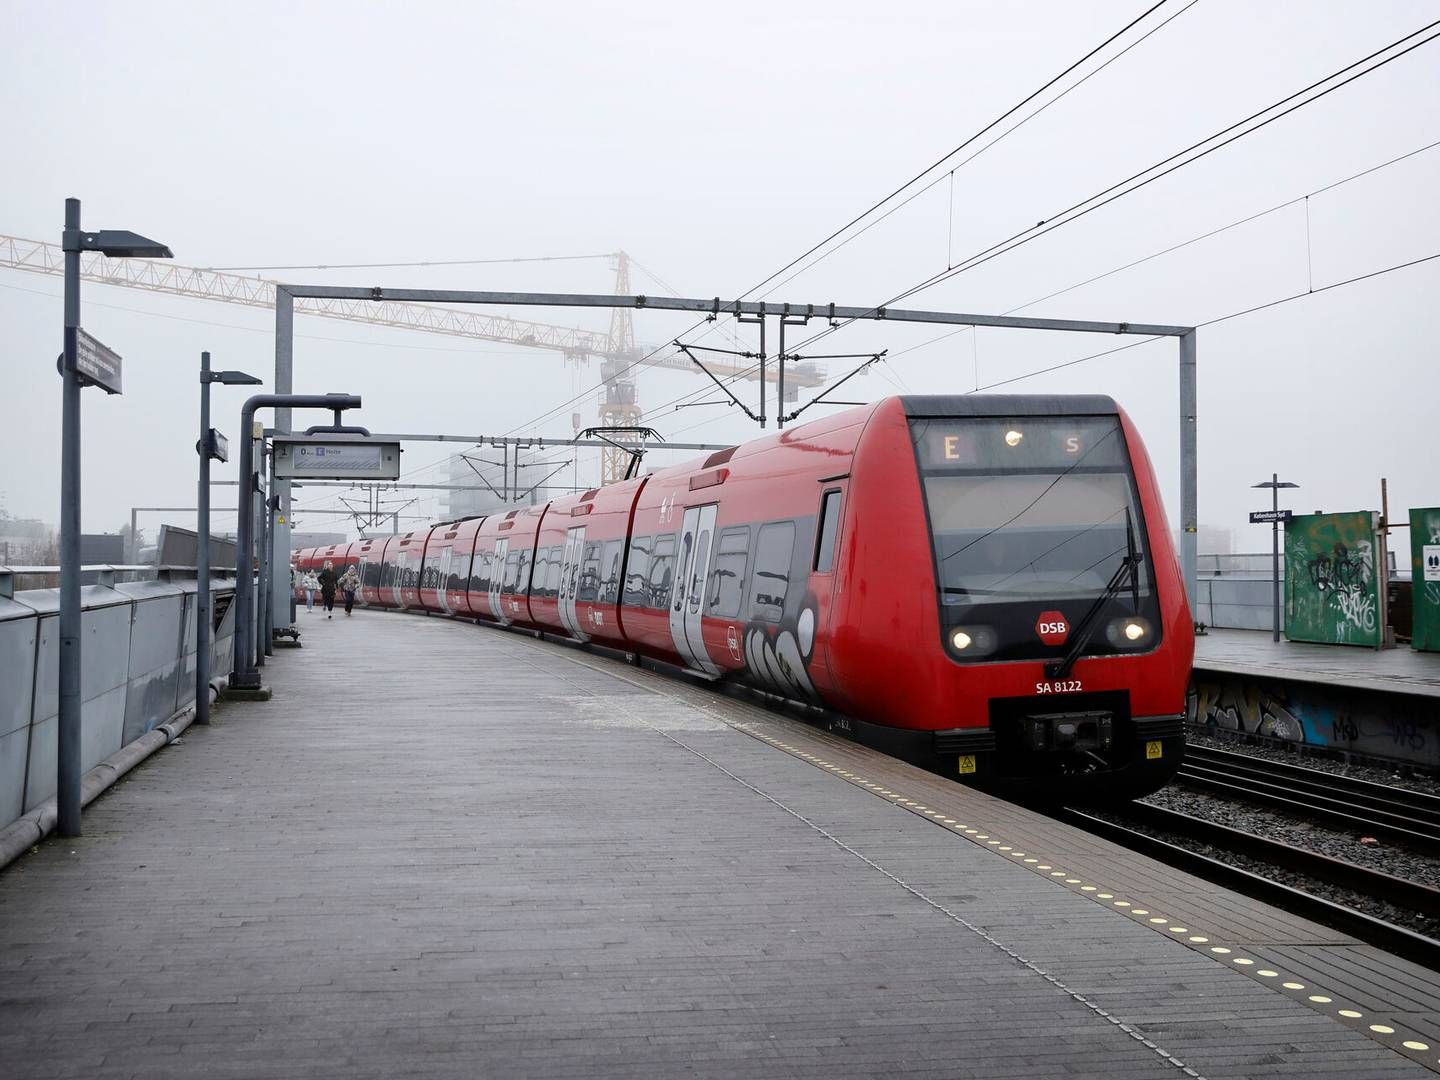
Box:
<box><xmin>318</xmin><ymin>560</ymin><xmax>339</xmax><ymax>619</ymax></box>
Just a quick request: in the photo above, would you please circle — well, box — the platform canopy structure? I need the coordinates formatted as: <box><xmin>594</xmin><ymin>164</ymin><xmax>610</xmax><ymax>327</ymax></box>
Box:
<box><xmin>269</xmin><ymin>284</ymin><xmax>1198</xmax><ymax>628</ymax></box>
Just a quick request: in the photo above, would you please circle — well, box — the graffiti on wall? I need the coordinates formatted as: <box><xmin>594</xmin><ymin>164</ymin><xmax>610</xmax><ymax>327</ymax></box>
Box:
<box><xmin>1189</xmin><ymin>671</ymin><xmax>1440</xmax><ymax>769</ymax></box>
<box><xmin>1285</xmin><ymin>512</ymin><xmax>1382</xmax><ymax>647</ymax></box>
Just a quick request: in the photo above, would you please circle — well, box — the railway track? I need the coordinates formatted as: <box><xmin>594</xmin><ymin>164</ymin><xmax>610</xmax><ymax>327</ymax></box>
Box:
<box><xmin>1177</xmin><ymin>744</ymin><xmax>1440</xmax><ymax>852</ymax></box>
<box><xmin>1059</xmin><ymin>801</ymin><xmax>1440</xmax><ymax>969</ymax></box>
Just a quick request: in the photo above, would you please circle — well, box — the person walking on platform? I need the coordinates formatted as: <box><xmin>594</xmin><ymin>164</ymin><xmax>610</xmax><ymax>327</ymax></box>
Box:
<box><xmin>319</xmin><ymin>560</ymin><xmax>339</xmax><ymax>619</ymax></box>
<box><xmin>338</xmin><ymin>564</ymin><xmax>359</xmax><ymax>616</ymax></box>
<box><xmin>301</xmin><ymin>569</ymin><xmax>319</xmax><ymax>612</ymax></box>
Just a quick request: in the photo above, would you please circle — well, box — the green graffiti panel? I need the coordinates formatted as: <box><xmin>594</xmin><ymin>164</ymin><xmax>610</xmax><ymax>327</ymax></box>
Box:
<box><xmin>1284</xmin><ymin>511</ymin><xmax>1381</xmax><ymax>647</ymax></box>
<box><xmin>1413</xmin><ymin>507</ymin><xmax>1440</xmax><ymax>653</ymax></box>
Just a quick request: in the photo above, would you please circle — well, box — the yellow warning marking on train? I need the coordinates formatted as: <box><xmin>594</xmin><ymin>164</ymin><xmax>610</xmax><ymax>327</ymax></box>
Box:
<box><xmin>957</xmin><ymin>754</ymin><xmax>977</xmax><ymax>774</ymax></box>
<box><xmin>1145</xmin><ymin>740</ymin><xmax>1163</xmax><ymax>760</ymax></box>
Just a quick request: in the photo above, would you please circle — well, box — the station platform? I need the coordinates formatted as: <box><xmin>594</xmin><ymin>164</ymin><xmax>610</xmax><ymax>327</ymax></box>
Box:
<box><xmin>1195</xmin><ymin>629</ymin><xmax>1440</xmax><ymax>698</ymax></box>
<box><xmin>4</xmin><ymin>612</ymin><xmax>1440</xmax><ymax>1078</ymax></box>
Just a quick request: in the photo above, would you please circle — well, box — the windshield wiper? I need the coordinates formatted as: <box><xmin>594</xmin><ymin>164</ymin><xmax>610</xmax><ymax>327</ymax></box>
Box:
<box><xmin>1045</xmin><ymin>509</ymin><xmax>1142</xmax><ymax>681</ymax></box>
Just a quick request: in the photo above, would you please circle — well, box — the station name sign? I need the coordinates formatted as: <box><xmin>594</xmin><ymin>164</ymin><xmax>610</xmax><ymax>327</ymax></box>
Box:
<box><xmin>273</xmin><ymin>436</ymin><xmax>401</xmax><ymax>480</ymax></box>
<box><xmin>54</xmin><ymin>328</ymin><xmax>123</xmax><ymax>395</ymax></box>
<box><xmin>1248</xmin><ymin>509</ymin><xmax>1293</xmax><ymax>523</ymax></box>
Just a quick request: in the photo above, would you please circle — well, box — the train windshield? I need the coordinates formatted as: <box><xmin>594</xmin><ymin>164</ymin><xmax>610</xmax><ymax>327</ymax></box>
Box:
<box><xmin>909</xmin><ymin>416</ymin><xmax>1152</xmax><ymax>606</ymax></box>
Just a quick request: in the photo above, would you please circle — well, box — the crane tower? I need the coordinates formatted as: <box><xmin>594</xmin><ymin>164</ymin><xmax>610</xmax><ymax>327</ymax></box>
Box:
<box><xmin>596</xmin><ymin>252</ymin><xmax>643</xmax><ymax>484</ymax></box>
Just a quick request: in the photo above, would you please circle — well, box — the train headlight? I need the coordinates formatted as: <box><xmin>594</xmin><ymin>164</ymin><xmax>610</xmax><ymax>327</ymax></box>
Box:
<box><xmin>947</xmin><ymin>625</ymin><xmax>997</xmax><ymax>657</ymax></box>
<box><xmin>1004</xmin><ymin>428</ymin><xmax>1024</xmax><ymax>447</ymax></box>
<box><xmin>1105</xmin><ymin>616</ymin><xmax>1153</xmax><ymax>648</ymax></box>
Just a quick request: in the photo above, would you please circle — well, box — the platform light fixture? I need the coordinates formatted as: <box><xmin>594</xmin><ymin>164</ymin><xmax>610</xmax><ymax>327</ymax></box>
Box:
<box><xmin>56</xmin><ymin>197</ymin><xmax>173</xmax><ymax>838</ymax></box>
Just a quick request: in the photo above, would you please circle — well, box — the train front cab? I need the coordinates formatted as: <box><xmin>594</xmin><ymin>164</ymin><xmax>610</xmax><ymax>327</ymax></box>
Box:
<box><xmin>833</xmin><ymin>395</ymin><xmax>1193</xmax><ymax>801</ymax></box>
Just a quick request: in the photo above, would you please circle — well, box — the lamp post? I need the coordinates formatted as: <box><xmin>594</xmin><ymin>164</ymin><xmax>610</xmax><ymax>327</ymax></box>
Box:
<box><xmin>197</xmin><ymin>352</ymin><xmax>260</xmax><ymax>725</ymax></box>
<box><xmin>1252</xmin><ymin>474</ymin><xmax>1300</xmax><ymax>643</ymax></box>
<box><xmin>230</xmin><ymin>393</ymin><xmax>361</xmax><ymax>692</ymax></box>
<box><xmin>58</xmin><ymin>197</ymin><xmax>171</xmax><ymax>837</ymax></box>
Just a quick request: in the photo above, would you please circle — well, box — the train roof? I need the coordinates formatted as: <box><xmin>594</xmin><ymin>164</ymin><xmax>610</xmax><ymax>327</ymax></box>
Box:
<box><xmin>899</xmin><ymin>394</ymin><xmax>1119</xmax><ymax>417</ymax></box>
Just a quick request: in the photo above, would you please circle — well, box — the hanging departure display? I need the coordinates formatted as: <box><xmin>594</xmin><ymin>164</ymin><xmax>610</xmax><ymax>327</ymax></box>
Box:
<box><xmin>272</xmin><ymin>436</ymin><xmax>402</xmax><ymax>480</ymax></box>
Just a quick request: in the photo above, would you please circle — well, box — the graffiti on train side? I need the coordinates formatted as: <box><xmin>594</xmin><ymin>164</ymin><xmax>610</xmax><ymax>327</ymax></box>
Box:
<box><xmin>1189</xmin><ymin>673</ymin><xmax>1440</xmax><ymax>768</ymax></box>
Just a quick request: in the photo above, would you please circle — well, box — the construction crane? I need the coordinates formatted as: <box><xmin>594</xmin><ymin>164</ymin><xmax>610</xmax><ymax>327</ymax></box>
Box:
<box><xmin>0</xmin><ymin>235</ymin><xmax>826</xmax><ymax>485</ymax></box>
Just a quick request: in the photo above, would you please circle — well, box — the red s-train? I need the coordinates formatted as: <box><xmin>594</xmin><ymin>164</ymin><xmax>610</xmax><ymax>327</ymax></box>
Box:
<box><xmin>293</xmin><ymin>395</ymin><xmax>1194</xmax><ymax>798</ymax></box>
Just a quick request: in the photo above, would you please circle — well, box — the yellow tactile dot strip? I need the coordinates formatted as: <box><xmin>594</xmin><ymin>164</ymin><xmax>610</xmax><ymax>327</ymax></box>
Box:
<box><xmin>733</xmin><ymin>722</ymin><xmax>1440</xmax><ymax>1074</ymax></box>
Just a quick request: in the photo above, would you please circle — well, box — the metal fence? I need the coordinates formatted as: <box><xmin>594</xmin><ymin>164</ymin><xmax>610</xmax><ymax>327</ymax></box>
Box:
<box><xmin>0</xmin><ymin>569</ymin><xmax>236</xmax><ymax>835</ymax></box>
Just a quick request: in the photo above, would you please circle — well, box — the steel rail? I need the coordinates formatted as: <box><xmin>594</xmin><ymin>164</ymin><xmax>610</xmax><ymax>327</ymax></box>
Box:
<box><xmin>1176</xmin><ymin>747</ymin><xmax>1440</xmax><ymax>852</ymax></box>
<box><xmin>1058</xmin><ymin>805</ymin><xmax>1440</xmax><ymax>971</ymax></box>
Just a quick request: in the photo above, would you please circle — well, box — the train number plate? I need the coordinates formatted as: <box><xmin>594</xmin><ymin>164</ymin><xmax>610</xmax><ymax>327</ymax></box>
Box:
<box><xmin>1035</xmin><ymin>679</ymin><xmax>1082</xmax><ymax>694</ymax></box>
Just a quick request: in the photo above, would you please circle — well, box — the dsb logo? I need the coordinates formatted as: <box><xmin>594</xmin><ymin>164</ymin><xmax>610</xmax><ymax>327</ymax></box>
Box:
<box><xmin>1035</xmin><ymin>611</ymin><xmax>1069</xmax><ymax>646</ymax></box>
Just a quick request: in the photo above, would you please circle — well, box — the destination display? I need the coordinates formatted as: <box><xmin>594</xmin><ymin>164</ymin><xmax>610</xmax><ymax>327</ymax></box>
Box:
<box><xmin>273</xmin><ymin>437</ymin><xmax>401</xmax><ymax>480</ymax></box>
<box><xmin>911</xmin><ymin>417</ymin><xmax>1126</xmax><ymax>471</ymax></box>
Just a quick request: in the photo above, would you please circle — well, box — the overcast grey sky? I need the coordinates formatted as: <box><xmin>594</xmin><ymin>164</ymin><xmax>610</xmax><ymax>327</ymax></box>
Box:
<box><xmin>3</xmin><ymin>0</ymin><xmax>1437</xmax><ymax>550</ymax></box>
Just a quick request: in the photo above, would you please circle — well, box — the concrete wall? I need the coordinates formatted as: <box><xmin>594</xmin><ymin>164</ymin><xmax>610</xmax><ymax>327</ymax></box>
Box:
<box><xmin>0</xmin><ymin>577</ymin><xmax>235</xmax><ymax>831</ymax></box>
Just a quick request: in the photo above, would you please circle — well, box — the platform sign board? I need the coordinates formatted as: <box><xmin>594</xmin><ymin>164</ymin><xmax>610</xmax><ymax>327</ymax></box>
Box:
<box><xmin>272</xmin><ymin>436</ymin><xmax>401</xmax><ymax>480</ymax></box>
<box><xmin>1412</xmin><ymin>507</ymin><xmax>1440</xmax><ymax>653</ymax></box>
<box><xmin>1284</xmin><ymin>511</ymin><xmax>1382</xmax><ymax>648</ymax></box>
<box><xmin>1248</xmin><ymin>509</ymin><xmax>1292</xmax><ymax>524</ymax></box>
<box><xmin>55</xmin><ymin>329</ymin><xmax>124</xmax><ymax>394</ymax></box>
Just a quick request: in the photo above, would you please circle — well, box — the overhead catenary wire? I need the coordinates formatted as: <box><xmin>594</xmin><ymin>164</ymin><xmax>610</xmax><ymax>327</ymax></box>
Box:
<box><xmin>745</xmin><ymin>0</ymin><xmax>1203</xmax><ymax>305</ymax></box>
<box><xmin>782</xmin><ymin>17</ymin><xmax>1440</xmax><ymax>359</ymax></box>
<box><xmin>505</xmin><ymin>1</ymin><xmax>1188</xmax><ymax>445</ymax></box>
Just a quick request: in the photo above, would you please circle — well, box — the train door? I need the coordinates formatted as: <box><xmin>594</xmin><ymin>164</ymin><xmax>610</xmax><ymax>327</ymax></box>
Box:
<box><xmin>668</xmin><ymin>504</ymin><xmax>720</xmax><ymax>674</ymax></box>
<box><xmin>487</xmin><ymin>538</ymin><xmax>509</xmax><ymax>622</ymax></box>
<box><xmin>558</xmin><ymin>525</ymin><xmax>586</xmax><ymax>640</ymax></box>
<box><xmin>389</xmin><ymin>550</ymin><xmax>406</xmax><ymax>608</ymax></box>
<box><xmin>436</xmin><ymin>546</ymin><xmax>453</xmax><ymax>614</ymax></box>
<box><xmin>807</xmin><ymin>480</ymin><xmax>848</xmax><ymax>695</ymax></box>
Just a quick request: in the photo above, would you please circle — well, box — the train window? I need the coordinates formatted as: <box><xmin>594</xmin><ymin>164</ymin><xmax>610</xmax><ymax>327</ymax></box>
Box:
<box><xmin>576</xmin><ymin>541</ymin><xmax>602</xmax><ymax>603</ymax></box>
<box><xmin>599</xmin><ymin>540</ymin><xmax>623</xmax><ymax>604</ymax></box>
<box><xmin>501</xmin><ymin>550</ymin><xmax>521</xmax><ymax>593</ymax></box>
<box><xmin>447</xmin><ymin>551</ymin><xmax>466</xmax><ymax>593</ymax></box>
<box><xmin>530</xmin><ymin>547</ymin><xmax>549</xmax><ymax>598</ymax></box>
<box><xmin>748</xmin><ymin>521</ymin><xmax>795</xmax><ymax>623</ymax></box>
<box><xmin>647</xmin><ymin>534</ymin><xmax>676</xmax><ymax>609</ymax></box>
<box><xmin>471</xmin><ymin>551</ymin><xmax>491</xmax><ymax>595</ymax></box>
<box><xmin>517</xmin><ymin>548</ymin><xmax>533</xmax><ymax>593</ymax></box>
<box><xmin>706</xmin><ymin>527</ymin><xmax>749</xmax><ymax>618</ymax></box>
<box><xmin>380</xmin><ymin>559</ymin><xmax>396</xmax><ymax>588</ymax></box>
<box><xmin>814</xmin><ymin>490</ymin><xmax>843</xmax><ymax>572</ymax></box>
<box><xmin>623</xmin><ymin>536</ymin><xmax>652</xmax><ymax>607</ymax></box>
<box><xmin>544</xmin><ymin>545</ymin><xmax>563</xmax><ymax>596</ymax></box>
